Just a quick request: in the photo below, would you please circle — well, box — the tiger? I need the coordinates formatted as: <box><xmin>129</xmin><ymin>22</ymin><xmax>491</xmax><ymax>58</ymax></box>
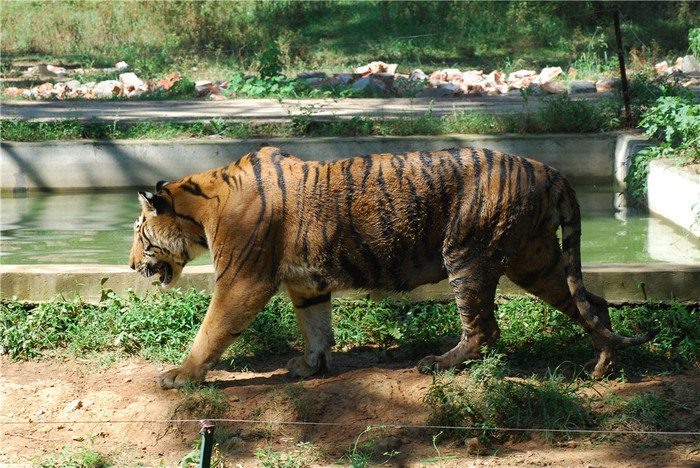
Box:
<box><xmin>129</xmin><ymin>146</ymin><xmax>658</xmax><ymax>389</ymax></box>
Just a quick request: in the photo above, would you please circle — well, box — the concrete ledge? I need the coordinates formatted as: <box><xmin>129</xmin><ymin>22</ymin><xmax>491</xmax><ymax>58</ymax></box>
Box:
<box><xmin>2</xmin><ymin>263</ymin><xmax>698</xmax><ymax>304</ymax></box>
<box><xmin>1</xmin><ymin>133</ymin><xmax>617</xmax><ymax>192</ymax></box>
<box><xmin>648</xmin><ymin>159</ymin><xmax>700</xmax><ymax>237</ymax></box>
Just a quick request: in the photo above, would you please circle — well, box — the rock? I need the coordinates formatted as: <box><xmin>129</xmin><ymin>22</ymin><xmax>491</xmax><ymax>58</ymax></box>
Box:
<box><xmin>376</xmin><ymin>436</ymin><xmax>403</xmax><ymax>453</ymax></box>
<box><xmin>485</xmin><ymin>70</ymin><xmax>505</xmax><ymax>85</ymax></box>
<box><xmin>352</xmin><ymin>75</ymin><xmax>388</xmax><ymax>93</ymax></box>
<box><xmin>297</xmin><ymin>71</ymin><xmax>327</xmax><ymax>80</ymax></box>
<box><xmin>371</xmin><ymin>72</ymin><xmax>395</xmax><ymax>87</ymax></box>
<box><xmin>680</xmin><ymin>55</ymin><xmax>700</xmax><ymax>77</ymax></box>
<box><xmin>65</xmin><ymin>80</ymin><xmax>81</xmax><ymax>91</ymax></box>
<box><xmin>538</xmin><ymin>66</ymin><xmax>563</xmax><ymax>83</ymax></box>
<box><xmin>409</xmin><ymin>69</ymin><xmax>427</xmax><ymax>81</ymax></box>
<box><xmin>595</xmin><ymin>78</ymin><xmax>621</xmax><ymax>92</ymax></box>
<box><xmin>195</xmin><ymin>80</ymin><xmax>213</xmax><ymax>97</ymax></box>
<box><xmin>567</xmin><ymin>80</ymin><xmax>597</xmax><ymax>94</ymax></box>
<box><xmin>93</xmin><ymin>80</ymin><xmax>122</xmax><ymax>98</ymax></box>
<box><xmin>415</xmin><ymin>87</ymin><xmax>454</xmax><ymax>98</ymax></box>
<box><xmin>541</xmin><ymin>81</ymin><xmax>565</xmax><ymax>94</ymax></box>
<box><xmin>120</xmin><ymin>72</ymin><xmax>144</xmax><ymax>88</ymax></box>
<box><xmin>655</xmin><ymin>61</ymin><xmax>670</xmax><ymax>75</ymax></box>
<box><xmin>36</xmin><ymin>82</ymin><xmax>54</xmax><ymax>95</ymax></box>
<box><xmin>116</xmin><ymin>61</ymin><xmax>129</xmax><ymax>70</ymax></box>
<box><xmin>507</xmin><ymin>69</ymin><xmax>536</xmax><ymax>82</ymax></box>
<box><xmin>527</xmin><ymin>82</ymin><xmax>542</xmax><ymax>95</ymax></box>
<box><xmin>65</xmin><ymin>399</ymin><xmax>82</xmax><ymax>412</ymax></box>
<box><xmin>354</xmin><ymin>61</ymin><xmax>397</xmax><ymax>76</ymax></box>
<box><xmin>352</xmin><ymin>75</ymin><xmax>372</xmax><ymax>90</ymax></box>
<box><xmin>464</xmin><ymin>437</ymin><xmax>484</xmax><ymax>454</ymax></box>
<box><xmin>333</xmin><ymin>73</ymin><xmax>353</xmax><ymax>85</ymax></box>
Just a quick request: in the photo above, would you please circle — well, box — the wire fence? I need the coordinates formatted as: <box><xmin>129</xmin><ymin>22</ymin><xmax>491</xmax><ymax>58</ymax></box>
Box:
<box><xmin>3</xmin><ymin>417</ymin><xmax>699</xmax><ymax>437</ymax></box>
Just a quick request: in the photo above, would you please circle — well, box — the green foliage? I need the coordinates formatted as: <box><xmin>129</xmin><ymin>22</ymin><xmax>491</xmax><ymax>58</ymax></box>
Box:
<box><xmin>225</xmin><ymin>73</ymin><xmax>314</xmax><ymax>99</ymax></box>
<box><xmin>0</xmin><ymin>289</ymin><xmax>209</xmax><ymax>363</ymax></box>
<box><xmin>424</xmin><ymin>353</ymin><xmax>592</xmax><ymax>441</ymax></box>
<box><xmin>332</xmin><ymin>297</ymin><xmax>460</xmax><ymax>354</ymax></box>
<box><xmin>689</xmin><ymin>28</ymin><xmax>700</xmax><ymax>57</ymax></box>
<box><xmin>493</xmin><ymin>297</ymin><xmax>590</xmax><ymax>368</ymax></box>
<box><xmin>626</xmin><ymin>94</ymin><xmax>700</xmax><ymax>200</ymax></box>
<box><xmin>32</xmin><ymin>444</ymin><xmax>113</xmax><ymax>468</ymax></box>
<box><xmin>600</xmin><ymin>392</ymin><xmax>692</xmax><ymax>434</ymax></box>
<box><xmin>3</xmin><ymin>1</ymin><xmax>697</xmax><ymax>79</ymax></box>
<box><xmin>610</xmin><ymin>302</ymin><xmax>700</xmax><ymax>371</ymax></box>
<box><xmin>255</xmin><ymin>438</ymin><xmax>318</xmax><ymax>468</ymax></box>
<box><xmin>3</xmin><ymin>292</ymin><xmax>696</xmax><ymax>378</ymax></box>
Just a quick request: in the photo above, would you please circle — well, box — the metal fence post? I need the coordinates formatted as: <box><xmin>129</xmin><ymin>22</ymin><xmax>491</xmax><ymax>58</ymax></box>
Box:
<box><xmin>199</xmin><ymin>419</ymin><xmax>215</xmax><ymax>468</ymax></box>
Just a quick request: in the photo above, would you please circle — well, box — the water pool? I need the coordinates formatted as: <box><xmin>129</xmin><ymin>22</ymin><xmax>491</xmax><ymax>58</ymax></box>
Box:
<box><xmin>2</xmin><ymin>187</ymin><xmax>699</xmax><ymax>265</ymax></box>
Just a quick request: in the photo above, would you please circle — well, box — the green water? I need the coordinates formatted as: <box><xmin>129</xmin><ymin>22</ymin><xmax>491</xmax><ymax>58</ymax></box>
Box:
<box><xmin>1</xmin><ymin>187</ymin><xmax>699</xmax><ymax>265</ymax></box>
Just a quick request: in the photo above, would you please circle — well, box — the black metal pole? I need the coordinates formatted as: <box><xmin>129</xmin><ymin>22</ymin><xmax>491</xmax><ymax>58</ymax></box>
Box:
<box><xmin>199</xmin><ymin>419</ymin><xmax>215</xmax><ymax>468</ymax></box>
<box><xmin>613</xmin><ymin>5</ymin><xmax>632</xmax><ymax>124</ymax></box>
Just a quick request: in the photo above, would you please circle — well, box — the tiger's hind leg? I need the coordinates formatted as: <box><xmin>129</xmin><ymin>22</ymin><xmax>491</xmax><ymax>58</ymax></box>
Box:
<box><xmin>505</xmin><ymin>234</ymin><xmax>617</xmax><ymax>379</ymax></box>
<box><xmin>418</xmin><ymin>257</ymin><xmax>503</xmax><ymax>373</ymax></box>
<box><xmin>285</xmin><ymin>288</ymin><xmax>335</xmax><ymax>378</ymax></box>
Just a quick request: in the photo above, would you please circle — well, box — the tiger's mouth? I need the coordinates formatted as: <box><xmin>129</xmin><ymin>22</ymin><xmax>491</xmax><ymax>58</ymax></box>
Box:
<box><xmin>142</xmin><ymin>261</ymin><xmax>173</xmax><ymax>288</ymax></box>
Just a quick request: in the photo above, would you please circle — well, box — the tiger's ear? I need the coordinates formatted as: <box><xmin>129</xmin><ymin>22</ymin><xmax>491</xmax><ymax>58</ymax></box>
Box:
<box><xmin>156</xmin><ymin>180</ymin><xmax>169</xmax><ymax>192</ymax></box>
<box><xmin>138</xmin><ymin>191</ymin><xmax>170</xmax><ymax>215</ymax></box>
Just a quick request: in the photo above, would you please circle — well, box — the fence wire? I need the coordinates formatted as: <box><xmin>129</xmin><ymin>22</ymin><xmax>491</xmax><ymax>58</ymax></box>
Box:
<box><xmin>2</xmin><ymin>417</ymin><xmax>699</xmax><ymax>437</ymax></box>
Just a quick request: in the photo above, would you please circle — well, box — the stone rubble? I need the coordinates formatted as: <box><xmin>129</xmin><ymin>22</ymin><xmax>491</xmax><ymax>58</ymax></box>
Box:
<box><xmin>3</xmin><ymin>57</ymin><xmax>698</xmax><ymax>101</ymax></box>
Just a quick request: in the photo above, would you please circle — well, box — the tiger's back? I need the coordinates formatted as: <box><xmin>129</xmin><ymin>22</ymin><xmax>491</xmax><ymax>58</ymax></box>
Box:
<box><xmin>270</xmin><ymin>147</ymin><xmax>564</xmax><ymax>294</ymax></box>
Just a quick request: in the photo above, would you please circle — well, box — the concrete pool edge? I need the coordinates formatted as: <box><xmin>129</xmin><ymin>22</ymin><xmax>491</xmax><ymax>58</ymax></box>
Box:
<box><xmin>2</xmin><ymin>263</ymin><xmax>699</xmax><ymax>304</ymax></box>
<box><xmin>2</xmin><ymin>133</ymin><xmax>620</xmax><ymax>191</ymax></box>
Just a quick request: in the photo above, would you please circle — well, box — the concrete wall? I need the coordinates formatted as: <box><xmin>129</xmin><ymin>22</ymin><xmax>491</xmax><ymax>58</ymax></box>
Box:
<box><xmin>2</xmin><ymin>263</ymin><xmax>698</xmax><ymax>304</ymax></box>
<box><xmin>1</xmin><ymin>134</ymin><xmax>617</xmax><ymax>192</ymax></box>
<box><xmin>648</xmin><ymin>159</ymin><xmax>700</xmax><ymax>238</ymax></box>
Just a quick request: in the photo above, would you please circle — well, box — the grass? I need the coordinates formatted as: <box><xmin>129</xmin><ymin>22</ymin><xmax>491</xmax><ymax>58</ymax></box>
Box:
<box><xmin>2</xmin><ymin>2</ymin><xmax>696</xmax><ymax>82</ymax></box>
<box><xmin>32</xmin><ymin>443</ymin><xmax>113</xmax><ymax>468</ymax></box>
<box><xmin>0</xmin><ymin>92</ymin><xmax>625</xmax><ymax>143</ymax></box>
<box><xmin>2</xmin><ymin>290</ymin><xmax>698</xmax><ymax>374</ymax></box>
<box><xmin>424</xmin><ymin>353</ymin><xmax>594</xmax><ymax>441</ymax></box>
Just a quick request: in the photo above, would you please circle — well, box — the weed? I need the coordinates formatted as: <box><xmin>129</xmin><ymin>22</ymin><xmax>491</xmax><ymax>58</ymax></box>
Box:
<box><xmin>283</xmin><ymin>382</ymin><xmax>314</xmax><ymax>423</ymax></box>
<box><xmin>175</xmin><ymin>382</ymin><xmax>230</xmax><ymax>420</ymax></box>
<box><xmin>180</xmin><ymin>438</ymin><xmax>226</xmax><ymax>468</ymax></box>
<box><xmin>599</xmin><ymin>391</ymin><xmax>691</xmax><ymax>438</ymax></box>
<box><xmin>255</xmin><ymin>437</ymin><xmax>319</xmax><ymax>468</ymax></box>
<box><xmin>425</xmin><ymin>352</ymin><xmax>592</xmax><ymax>442</ymax></box>
<box><xmin>344</xmin><ymin>426</ymin><xmax>399</xmax><ymax>468</ymax></box>
<box><xmin>32</xmin><ymin>444</ymin><xmax>113</xmax><ymax>468</ymax></box>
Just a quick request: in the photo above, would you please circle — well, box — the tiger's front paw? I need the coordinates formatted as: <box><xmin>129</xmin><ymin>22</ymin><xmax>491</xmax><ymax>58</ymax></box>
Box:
<box><xmin>416</xmin><ymin>355</ymin><xmax>443</xmax><ymax>374</ymax></box>
<box><xmin>157</xmin><ymin>366</ymin><xmax>206</xmax><ymax>390</ymax></box>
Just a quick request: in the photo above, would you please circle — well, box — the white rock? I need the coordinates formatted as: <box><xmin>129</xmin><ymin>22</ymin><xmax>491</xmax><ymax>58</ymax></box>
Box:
<box><xmin>120</xmin><ymin>72</ymin><xmax>144</xmax><ymax>87</ymax></box>
<box><xmin>65</xmin><ymin>399</ymin><xmax>82</xmax><ymax>412</ymax></box>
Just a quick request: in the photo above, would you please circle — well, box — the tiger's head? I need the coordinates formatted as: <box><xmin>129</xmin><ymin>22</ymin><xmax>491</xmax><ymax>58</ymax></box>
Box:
<box><xmin>129</xmin><ymin>182</ymin><xmax>208</xmax><ymax>288</ymax></box>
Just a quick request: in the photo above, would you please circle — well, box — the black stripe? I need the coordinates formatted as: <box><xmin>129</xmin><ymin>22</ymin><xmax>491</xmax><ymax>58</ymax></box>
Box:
<box><xmin>295</xmin><ymin>293</ymin><xmax>331</xmax><ymax>309</ymax></box>
<box><xmin>274</xmin><ymin>158</ymin><xmax>287</xmax><ymax>217</ymax></box>
<box><xmin>181</xmin><ymin>180</ymin><xmax>213</xmax><ymax>199</ymax></box>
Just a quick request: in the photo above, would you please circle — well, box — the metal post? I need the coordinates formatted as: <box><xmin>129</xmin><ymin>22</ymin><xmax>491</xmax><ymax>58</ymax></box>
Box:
<box><xmin>199</xmin><ymin>419</ymin><xmax>215</xmax><ymax>468</ymax></box>
<box><xmin>613</xmin><ymin>5</ymin><xmax>632</xmax><ymax>124</ymax></box>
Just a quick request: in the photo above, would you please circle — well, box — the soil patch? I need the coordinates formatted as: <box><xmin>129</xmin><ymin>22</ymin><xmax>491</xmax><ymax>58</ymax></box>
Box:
<box><xmin>1</xmin><ymin>353</ymin><xmax>699</xmax><ymax>467</ymax></box>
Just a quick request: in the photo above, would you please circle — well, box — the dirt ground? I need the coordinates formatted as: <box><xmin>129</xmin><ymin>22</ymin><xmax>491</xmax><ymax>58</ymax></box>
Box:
<box><xmin>1</xmin><ymin>351</ymin><xmax>699</xmax><ymax>468</ymax></box>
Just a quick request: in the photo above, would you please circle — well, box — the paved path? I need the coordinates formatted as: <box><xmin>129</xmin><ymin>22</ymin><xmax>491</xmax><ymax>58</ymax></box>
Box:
<box><xmin>0</xmin><ymin>93</ymin><xmax>613</xmax><ymax>122</ymax></box>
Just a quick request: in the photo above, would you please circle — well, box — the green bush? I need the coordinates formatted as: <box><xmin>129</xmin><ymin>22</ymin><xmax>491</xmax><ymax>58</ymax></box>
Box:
<box><xmin>626</xmin><ymin>94</ymin><xmax>700</xmax><ymax>201</ymax></box>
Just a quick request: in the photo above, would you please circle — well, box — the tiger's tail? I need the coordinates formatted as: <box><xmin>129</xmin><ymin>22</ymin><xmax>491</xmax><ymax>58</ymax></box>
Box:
<box><xmin>557</xmin><ymin>178</ymin><xmax>660</xmax><ymax>347</ymax></box>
